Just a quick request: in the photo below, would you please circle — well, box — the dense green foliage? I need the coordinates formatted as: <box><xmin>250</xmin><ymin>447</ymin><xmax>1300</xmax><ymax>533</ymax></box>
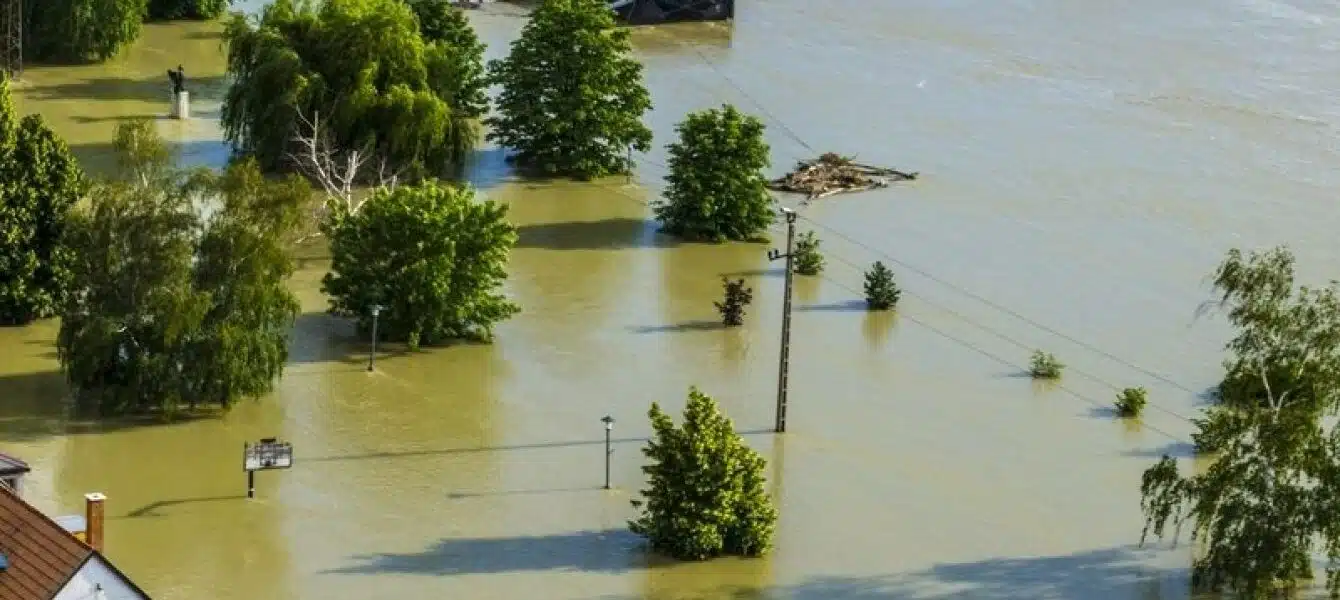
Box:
<box><xmin>714</xmin><ymin>277</ymin><xmax>752</xmax><ymax>327</ymax></box>
<box><xmin>654</xmin><ymin>105</ymin><xmax>774</xmax><ymax>241</ymax></box>
<box><xmin>147</xmin><ymin>0</ymin><xmax>227</xmax><ymax>20</ymax></box>
<box><xmin>1028</xmin><ymin>350</ymin><xmax>1063</xmax><ymax>379</ymax></box>
<box><xmin>486</xmin><ymin>0</ymin><xmax>653</xmax><ymax>178</ymax></box>
<box><xmin>1140</xmin><ymin>246</ymin><xmax>1340</xmax><ymax>599</ymax></box>
<box><xmin>57</xmin><ymin>120</ymin><xmax>307</xmax><ymax>416</ymax></box>
<box><xmin>630</xmin><ymin>387</ymin><xmax>777</xmax><ymax>560</ymax></box>
<box><xmin>405</xmin><ymin>0</ymin><xmax>488</xmax><ymax>118</ymax></box>
<box><xmin>1115</xmin><ymin>387</ymin><xmax>1147</xmax><ymax>418</ymax></box>
<box><xmin>863</xmin><ymin>261</ymin><xmax>899</xmax><ymax>310</ymax></box>
<box><xmin>24</xmin><ymin>0</ymin><xmax>146</xmax><ymax>63</ymax></box>
<box><xmin>222</xmin><ymin>0</ymin><xmax>481</xmax><ymax>177</ymax></box>
<box><xmin>0</xmin><ymin>79</ymin><xmax>87</xmax><ymax>325</ymax></box>
<box><xmin>792</xmin><ymin>231</ymin><xmax>824</xmax><ymax>276</ymax></box>
<box><xmin>321</xmin><ymin>182</ymin><xmax>519</xmax><ymax>349</ymax></box>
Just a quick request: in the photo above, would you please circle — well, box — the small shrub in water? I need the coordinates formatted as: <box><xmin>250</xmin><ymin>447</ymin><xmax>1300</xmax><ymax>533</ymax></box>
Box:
<box><xmin>715</xmin><ymin>277</ymin><xmax>754</xmax><ymax>327</ymax></box>
<box><xmin>863</xmin><ymin>261</ymin><xmax>900</xmax><ymax>310</ymax></box>
<box><xmin>1115</xmin><ymin>387</ymin><xmax>1148</xmax><ymax>418</ymax></box>
<box><xmin>792</xmin><ymin>231</ymin><xmax>824</xmax><ymax>276</ymax></box>
<box><xmin>1029</xmin><ymin>350</ymin><xmax>1063</xmax><ymax>379</ymax></box>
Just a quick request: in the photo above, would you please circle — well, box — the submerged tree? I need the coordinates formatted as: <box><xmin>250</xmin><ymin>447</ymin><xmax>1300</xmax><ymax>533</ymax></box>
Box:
<box><xmin>57</xmin><ymin>120</ymin><xmax>308</xmax><ymax>416</ymax></box>
<box><xmin>147</xmin><ymin>0</ymin><xmax>228</xmax><ymax>20</ymax></box>
<box><xmin>792</xmin><ymin>231</ymin><xmax>824</xmax><ymax>276</ymax></box>
<box><xmin>714</xmin><ymin>277</ymin><xmax>753</xmax><ymax>327</ymax></box>
<box><xmin>406</xmin><ymin>0</ymin><xmax>489</xmax><ymax>118</ymax></box>
<box><xmin>222</xmin><ymin>0</ymin><xmax>482</xmax><ymax>179</ymax></box>
<box><xmin>486</xmin><ymin>0</ymin><xmax>653</xmax><ymax>178</ymax></box>
<box><xmin>1139</xmin><ymin>246</ymin><xmax>1340</xmax><ymax>599</ymax></box>
<box><xmin>655</xmin><ymin>105</ymin><xmax>774</xmax><ymax>241</ymax></box>
<box><xmin>630</xmin><ymin>386</ymin><xmax>778</xmax><ymax>560</ymax></box>
<box><xmin>24</xmin><ymin>0</ymin><xmax>146</xmax><ymax>63</ymax></box>
<box><xmin>863</xmin><ymin>261</ymin><xmax>900</xmax><ymax>310</ymax></box>
<box><xmin>0</xmin><ymin>78</ymin><xmax>88</xmax><ymax>325</ymax></box>
<box><xmin>321</xmin><ymin>181</ymin><xmax>519</xmax><ymax>349</ymax></box>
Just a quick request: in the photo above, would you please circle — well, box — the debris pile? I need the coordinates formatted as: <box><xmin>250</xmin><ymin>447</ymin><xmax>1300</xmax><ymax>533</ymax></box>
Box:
<box><xmin>767</xmin><ymin>153</ymin><xmax>917</xmax><ymax>201</ymax></box>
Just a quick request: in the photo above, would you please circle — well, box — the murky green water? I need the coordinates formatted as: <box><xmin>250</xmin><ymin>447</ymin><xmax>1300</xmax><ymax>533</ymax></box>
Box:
<box><xmin>5</xmin><ymin>0</ymin><xmax>1340</xmax><ymax>598</ymax></box>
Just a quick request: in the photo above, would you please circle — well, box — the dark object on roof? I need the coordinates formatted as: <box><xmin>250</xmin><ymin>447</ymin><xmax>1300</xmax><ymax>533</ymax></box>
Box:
<box><xmin>0</xmin><ymin>453</ymin><xmax>29</xmax><ymax>477</ymax></box>
<box><xmin>611</xmin><ymin>0</ymin><xmax>733</xmax><ymax>24</ymax></box>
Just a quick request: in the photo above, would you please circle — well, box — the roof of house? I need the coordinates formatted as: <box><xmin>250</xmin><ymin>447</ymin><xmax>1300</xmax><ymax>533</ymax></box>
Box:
<box><xmin>0</xmin><ymin>453</ymin><xmax>30</xmax><ymax>477</ymax></box>
<box><xmin>0</xmin><ymin>487</ymin><xmax>151</xmax><ymax>600</ymax></box>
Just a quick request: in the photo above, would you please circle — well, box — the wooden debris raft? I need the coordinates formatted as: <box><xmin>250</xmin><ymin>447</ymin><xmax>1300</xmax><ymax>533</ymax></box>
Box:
<box><xmin>767</xmin><ymin>153</ymin><xmax>918</xmax><ymax>201</ymax></box>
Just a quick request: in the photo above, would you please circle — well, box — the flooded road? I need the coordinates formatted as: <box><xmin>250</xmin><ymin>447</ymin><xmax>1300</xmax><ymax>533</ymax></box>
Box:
<box><xmin>5</xmin><ymin>0</ymin><xmax>1340</xmax><ymax>598</ymax></box>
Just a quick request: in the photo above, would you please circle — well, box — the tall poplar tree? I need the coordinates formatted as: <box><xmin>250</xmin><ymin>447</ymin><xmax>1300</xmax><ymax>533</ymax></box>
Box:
<box><xmin>486</xmin><ymin>0</ymin><xmax>653</xmax><ymax>179</ymax></box>
<box><xmin>630</xmin><ymin>387</ymin><xmax>777</xmax><ymax>560</ymax></box>
<box><xmin>655</xmin><ymin>104</ymin><xmax>774</xmax><ymax>241</ymax></box>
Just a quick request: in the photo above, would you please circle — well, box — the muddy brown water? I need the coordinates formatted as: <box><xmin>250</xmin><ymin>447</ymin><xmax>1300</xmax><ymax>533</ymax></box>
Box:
<box><xmin>5</xmin><ymin>0</ymin><xmax>1340</xmax><ymax>598</ymax></box>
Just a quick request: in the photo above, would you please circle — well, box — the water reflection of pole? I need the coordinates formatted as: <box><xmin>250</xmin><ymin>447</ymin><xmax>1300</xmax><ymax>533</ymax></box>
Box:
<box><xmin>601</xmin><ymin>415</ymin><xmax>615</xmax><ymax>489</ymax></box>
<box><xmin>367</xmin><ymin>304</ymin><xmax>384</xmax><ymax>372</ymax></box>
<box><xmin>767</xmin><ymin>208</ymin><xmax>798</xmax><ymax>433</ymax></box>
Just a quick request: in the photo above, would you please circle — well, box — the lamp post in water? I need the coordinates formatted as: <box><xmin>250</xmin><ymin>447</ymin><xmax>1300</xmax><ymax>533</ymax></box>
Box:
<box><xmin>601</xmin><ymin>415</ymin><xmax>615</xmax><ymax>489</ymax></box>
<box><xmin>367</xmin><ymin>304</ymin><xmax>384</xmax><ymax>372</ymax></box>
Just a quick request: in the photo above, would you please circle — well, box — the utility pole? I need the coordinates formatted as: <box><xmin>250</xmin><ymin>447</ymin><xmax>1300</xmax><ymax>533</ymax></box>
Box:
<box><xmin>767</xmin><ymin>208</ymin><xmax>798</xmax><ymax>433</ymax></box>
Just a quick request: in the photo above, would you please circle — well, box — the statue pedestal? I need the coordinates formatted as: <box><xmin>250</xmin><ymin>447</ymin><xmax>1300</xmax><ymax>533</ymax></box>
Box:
<box><xmin>170</xmin><ymin>91</ymin><xmax>190</xmax><ymax>120</ymax></box>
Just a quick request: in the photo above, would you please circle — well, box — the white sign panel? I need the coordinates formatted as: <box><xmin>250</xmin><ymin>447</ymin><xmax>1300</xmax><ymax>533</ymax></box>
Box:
<box><xmin>244</xmin><ymin>440</ymin><xmax>294</xmax><ymax>472</ymax></box>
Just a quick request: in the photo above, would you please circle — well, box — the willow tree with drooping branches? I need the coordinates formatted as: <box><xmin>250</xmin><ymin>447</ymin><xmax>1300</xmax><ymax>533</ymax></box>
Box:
<box><xmin>23</xmin><ymin>0</ymin><xmax>146</xmax><ymax>63</ymax></box>
<box><xmin>1139</xmin><ymin>246</ymin><xmax>1340</xmax><ymax>599</ymax></box>
<box><xmin>222</xmin><ymin>0</ymin><xmax>482</xmax><ymax>183</ymax></box>
<box><xmin>57</xmin><ymin>120</ymin><xmax>310</xmax><ymax>417</ymax></box>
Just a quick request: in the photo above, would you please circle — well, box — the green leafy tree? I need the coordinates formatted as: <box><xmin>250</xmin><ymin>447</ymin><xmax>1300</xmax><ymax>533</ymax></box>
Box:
<box><xmin>23</xmin><ymin>0</ymin><xmax>146</xmax><ymax>63</ymax></box>
<box><xmin>321</xmin><ymin>181</ymin><xmax>519</xmax><ymax>349</ymax></box>
<box><xmin>147</xmin><ymin>0</ymin><xmax>228</xmax><ymax>20</ymax></box>
<box><xmin>792</xmin><ymin>231</ymin><xmax>824</xmax><ymax>276</ymax></box>
<box><xmin>1115</xmin><ymin>387</ymin><xmax>1147</xmax><ymax>418</ymax></box>
<box><xmin>1028</xmin><ymin>350</ymin><xmax>1063</xmax><ymax>379</ymax></box>
<box><xmin>714</xmin><ymin>277</ymin><xmax>752</xmax><ymax>327</ymax></box>
<box><xmin>863</xmin><ymin>261</ymin><xmax>900</xmax><ymax>310</ymax></box>
<box><xmin>630</xmin><ymin>387</ymin><xmax>778</xmax><ymax>560</ymax></box>
<box><xmin>486</xmin><ymin>0</ymin><xmax>653</xmax><ymax>179</ymax></box>
<box><xmin>56</xmin><ymin>120</ymin><xmax>307</xmax><ymax>416</ymax></box>
<box><xmin>222</xmin><ymin>0</ymin><xmax>482</xmax><ymax>179</ymax></box>
<box><xmin>406</xmin><ymin>0</ymin><xmax>488</xmax><ymax>118</ymax></box>
<box><xmin>0</xmin><ymin>78</ymin><xmax>87</xmax><ymax>325</ymax></box>
<box><xmin>1140</xmin><ymin>246</ymin><xmax>1340</xmax><ymax>598</ymax></box>
<box><xmin>654</xmin><ymin>105</ymin><xmax>774</xmax><ymax>241</ymax></box>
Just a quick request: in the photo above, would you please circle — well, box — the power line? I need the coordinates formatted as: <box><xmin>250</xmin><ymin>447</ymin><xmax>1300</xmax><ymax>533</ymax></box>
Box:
<box><xmin>797</xmin><ymin>214</ymin><xmax>1202</xmax><ymax>398</ymax></box>
<box><xmin>801</xmin><ymin>265</ymin><xmax>1191</xmax><ymax>443</ymax></box>
<box><xmin>660</xmin><ymin>41</ymin><xmax>1203</xmax><ymax>421</ymax></box>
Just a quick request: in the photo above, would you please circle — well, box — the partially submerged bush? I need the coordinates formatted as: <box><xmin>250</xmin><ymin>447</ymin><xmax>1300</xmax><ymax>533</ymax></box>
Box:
<box><xmin>863</xmin><ymin>261</ymin><xmax>900</xmax><ymax>310</ymax></box>
<box><xmin>715</xmin><ymin>277</ymin><xmax>753</xmax><ymax>327</ymax></box>
<box><xmin>1115</xmin><ymin>387</ymin><xmax>1148</xmax><ymax>418</ymax></box>
<box><xmin>1029</xmin><ymin>351</ymin><xmax>1063</xmax><ymax>380</ymax></box>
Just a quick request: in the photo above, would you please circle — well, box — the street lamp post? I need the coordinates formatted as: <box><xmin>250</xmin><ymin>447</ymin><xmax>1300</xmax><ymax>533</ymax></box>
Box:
<box><xmin>367</xmin><ymin>304</ymin><xmax>384</xmax><ymax>372</ymax></box>
<box><xmin>601</xmin><ymin>415</ymin><xmax>615</xmax><ymax>489</ymax></box>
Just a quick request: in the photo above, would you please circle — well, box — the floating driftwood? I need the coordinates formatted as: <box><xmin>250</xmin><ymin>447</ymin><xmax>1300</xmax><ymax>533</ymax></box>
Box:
<box><xmin>767</xmin><ymin>153</ymin><xmax>917</xmax><ymax>201</ymax></box>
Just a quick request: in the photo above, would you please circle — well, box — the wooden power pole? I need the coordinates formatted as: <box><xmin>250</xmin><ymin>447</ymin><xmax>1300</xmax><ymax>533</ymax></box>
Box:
<box><xmin>767</xmin><ymin>208</ymin><xmax>798</xmax><ymax>433</ymax></box>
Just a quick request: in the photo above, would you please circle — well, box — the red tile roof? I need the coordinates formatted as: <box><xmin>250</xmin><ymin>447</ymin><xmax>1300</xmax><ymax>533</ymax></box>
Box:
<box><xmin>0</xmin><ymin>486</ymin><xmax>93</xmax><ymax>600</ymax></box>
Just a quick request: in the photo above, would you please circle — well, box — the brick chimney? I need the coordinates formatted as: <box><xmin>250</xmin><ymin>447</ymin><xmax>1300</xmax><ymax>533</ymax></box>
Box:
<box><xmin>84</xmin><ymin>493</ymin><xmax>106</xmax><ymax>552</ymax></box>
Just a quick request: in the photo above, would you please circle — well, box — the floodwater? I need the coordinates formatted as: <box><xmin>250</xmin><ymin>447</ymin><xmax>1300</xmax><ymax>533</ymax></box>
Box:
<box><xmin>4</xmin><ymin>0</ymin><xmax>1340</xmax><ymax>598</ymax></box>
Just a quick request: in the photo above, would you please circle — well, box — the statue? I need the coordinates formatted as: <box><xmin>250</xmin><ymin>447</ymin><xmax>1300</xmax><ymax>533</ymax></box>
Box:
<box><xmin>167</xmin><ymin>65</ymin><xmax>185</xmax><ymax>95</ymax></box>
